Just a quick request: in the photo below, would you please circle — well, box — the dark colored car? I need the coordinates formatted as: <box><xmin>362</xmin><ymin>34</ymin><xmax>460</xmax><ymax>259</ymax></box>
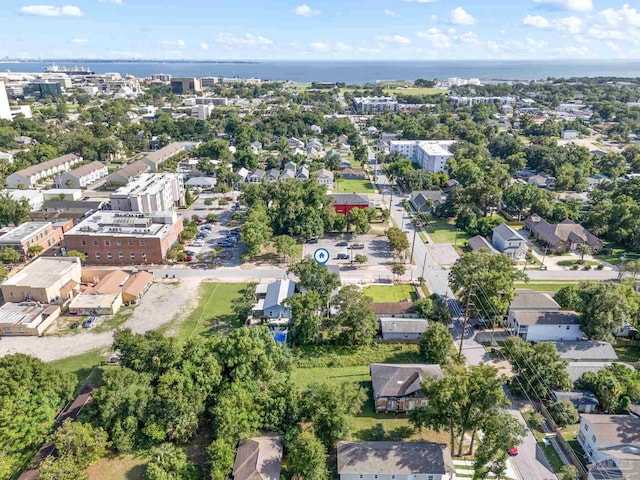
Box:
<box><xmin>336</xmin><ymin>241</ymin><xmax>348</xmax><ymax>247</ymax></box>
<box><xmin>70</xmin><ymin>322</ymin><xmax>79</xmax><ymax>329</ymax></box>
<box><xmin>337</xmin><ymin>253</ymin><xmax>349</xmax><ymax>260</ymax></box>
<box><xmin>224</xmin><ymin>196</ymin><xmax>233</xmax><ymax>201</ymax></box>
<box><xmin>306</xmin><ymin>238</ymin><xmax>318</xmax><ymax>244</ymax></box>
<box><xmin>184</xmin><ymin>250</ymin><xmax>195</xmax><ymax>256</ymax></box>
<box><xmin>82</xmin><ymin>316</ymin><xmax>97</xmax><ymax>329</ymax></box>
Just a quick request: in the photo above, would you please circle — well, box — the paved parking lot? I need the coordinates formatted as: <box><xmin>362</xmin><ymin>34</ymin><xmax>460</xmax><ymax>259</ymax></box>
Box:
<box><xmin>303</xmin><ymin>233</ymin><xmax>392</xmax><ymax>267</ymax></box>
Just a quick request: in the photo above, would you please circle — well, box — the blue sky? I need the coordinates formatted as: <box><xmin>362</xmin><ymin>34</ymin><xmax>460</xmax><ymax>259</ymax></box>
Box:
<box><xmin>1</xmin><ymin>0</ymin><xmax>639</xmax><ymax>60</ymax></box>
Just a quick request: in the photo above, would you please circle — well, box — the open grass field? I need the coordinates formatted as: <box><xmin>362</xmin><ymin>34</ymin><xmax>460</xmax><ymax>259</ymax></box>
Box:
<box><xmin>175</xmin><ymin>282</ymin><xmax>248</xmax><ymax>341</ymax></box>
<box><xmin>383</xmin><ymin>87</ymin><xmax>448</xmax><ymax>96</ymax></box>
<box><xmin>334</xmin><ymin>178</ymin><xmax>375</xmax><ymax>194</ymax></box>
<box><xmin>293</xmin><ymin>343</ymin><xmax>422</xmax><ymax>368</ymax></box>
<box><xmin>426</xmin><ymin>215</ymin><xmax>470</xmax><ymax>245</ymax></box>
<box><xmin>87</xmin><ymin>454</ymin><xmax>148</xmax><ymax>480</ymax></box>
<box><xmin>363</xmin><ymin>284</ymin><xmax>418</xmax><ymax>302</ymax></box>
<box><xmin>50</xmin><ymin>349</ymin><xmax>107</xmax><ymax>390</ymax></box>
<box><xmin>515</xmin><ymin>282</ymin><xmax>577</xmax><ymax>293</ymax></box>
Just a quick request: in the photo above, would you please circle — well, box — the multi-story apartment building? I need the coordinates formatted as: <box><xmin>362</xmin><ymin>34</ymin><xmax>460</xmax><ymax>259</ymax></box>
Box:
<box><xmin>0</xmin><ymin>222</ymin><xmax>64</xmax><ymax>259</ymax></box>
<box><xmin>352</xmin><ymin>96</ymin><xmax>399</xmax><ymax>114</ymax></box>
<box><xmin>141</xmin><ymin>142</ymin><xmax>189</xmax><ymax>172</ymax></box>
<box><xmin>389</xmin><ymin>140</ymin><xmax>456</xmax><ymax>173</ymax></box>
<box><xmin>6</xmin><ymin>154</ymin><xmax>83</xmax><ymax>189</ymax></box>
<box><xmin>110</xmin><ymin>173</ymin><xmax>185</xmax><ymax>212</ymax></box>
<box><xmin>170</xmin><ymin>77</ymin><xmax>202</xmax><ymax>94</ymax></box>
<box><xmin>55</xmin><ymin>161</ymin><xmax>108</xmax><ymax>189</ymax></box>
<box><xmin>63</xmin><ymin>211</ymin><xmax>183</xmax><ymax>265</ymax></box>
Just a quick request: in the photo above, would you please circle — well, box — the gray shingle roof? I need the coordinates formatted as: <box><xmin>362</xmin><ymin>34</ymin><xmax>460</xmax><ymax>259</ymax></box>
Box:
<box><xmin>512</xmin><ymin>310</ymin><xmax>579</xmax><ymax>326</ymax></box>
<box><xmin>467</xmin><ymin>235</ymin><xmax>498</xmax><ymax>253</ymax></box>
<box><xmin>380</xmin><ymin>318</ymin><xmax>428</xmax><ymax>334</ymax></box>
<box><xmin>233</xmin><ymin>435</ymin><xmax>282</xmax><ymax>480</ymax></box>
<box><xmin>492</xmin><ymin>223</ymin><xmax>526</xmax><ymax>243</ymax></box>
<box><xmin>370</xmin><ymin>363</ymin><xmax>442</xmax><ymax>399</ymax></box>
<box><xmin>337</xmin><ymin>441</ymin><xmax>455</xmax><ymax>475</ymax></box>
<box><xmin>263</xmin><ymin>280</ymin><xmax>295</xmax><ymax>310</ymax></box>
<box><xmin>553</xmin><ymin>341</ymin><xmax>618</xmax><ymax>362</ymax></box>
<box><xmin>510</xmin><ymin>290</ymin><xmax>560</xmax><ymax>310</ymax></box>
<box><xmin>329</xmin><ymin>193</ymin><xmax>370</xmax><ymax>206</ymax></box>
<box><xmin>551</xmin><ymin>390</ymin><xmax>599</xmax><ymax>405</ymax></box>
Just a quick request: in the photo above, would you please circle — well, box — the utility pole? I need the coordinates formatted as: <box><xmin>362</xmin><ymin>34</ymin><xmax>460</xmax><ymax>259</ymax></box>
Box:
<box><xmin>421</xmin><ymin>249</ymin><xmax>428</xmax><ymax>280</ymax></box>
<box><xmin>458</xmin><ymin>284</ymin><xmax>474</xmax><ymax>360</ymax></box>
<box><xmin>410</xmin><ymin>218</ymin><xmax>418</xmax><ymax>264</ymax></box>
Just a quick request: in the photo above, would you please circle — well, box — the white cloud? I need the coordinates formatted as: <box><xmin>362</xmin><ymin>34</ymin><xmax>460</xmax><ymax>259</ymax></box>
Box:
<box><xmin>416</xmin><ymin>28</ymin><xmax>451</xmax><ymax>49</ymax></box>
<box><xmin>70</xmin><ymin>37</ymin><xmax>88</xmax><ymax>43</ymax></box>
<box><xmin>457</xmin><ymin>32</ymin><xmax>479</xmax><ymax>44</ymax></box>
<box><xmin>309</xmin><ymin>42</ymin><xmax>330</xmax><ymax>52</ymax></box>
<box><xmin>553</xmin><ymin>16</ymin><xmax>582</xmax><ymax>34</ymax></box>
<box><xmin>533</xmin><ymin>0</ymin><xmax>592</xmax><ymax>12</ymax></box>
<box><xmin>20</xmin><ymin>4</ymin><xmax>83</xmax><ymax>16</ymax></box>
<box><xmin>160</xmin><ymin>39</ymin><xmax>185</xmax><ymax>47</ymax></box>
<box><xmin>215</xmin><ymin>33</ymin><xmax>274</xmax><ymax>47</ymax></box>
<box><xmin>295</xmin><ymin>4</ymin><xmax>319</xmax><ymax>17</ymax></box>
<box><xmin>585</xmin><ymin>4</ymin><xmax>640</xmax><ymax>46</ymax></box>
<box><xmin>564</xmin><ymin>45</ymin><xmax>590</xmax><ymax>56</ymax></box>
<box><xmin>449</xmin><ymin>7</ymin><xmax>475</xmax><ymax>25</ymax></box>
<box><xmin>98</xmin><ymin>0</ymin><xmax>123</xmax><ymax>4</ymax></box>
<box><xmin>335</xmin><ymin>42</ymin><xmax>351</xmax><ymax>51</ymax></box>
<box><xmin>522</xmin><ymin>14</ymin><xmax>550</xmax><ymax>28</ymax></box>
<box><xmin>598</xmin><ymin>4</ymin><xmax>640</xmax><ymax>28</ymax></box>
<box><xmin>384</xmin><ymin>9</ymin><xmax>398</xmax><ymax>17</ymax></box>
<box><xmin>200</xmin><ymin>42</ymin><xmax>209</xmax><ymax>51</ymax></box>
<box><xmin>377</xmin><ymin>34</ymin><xmax>411</xmax><ymax>45</ymax></box>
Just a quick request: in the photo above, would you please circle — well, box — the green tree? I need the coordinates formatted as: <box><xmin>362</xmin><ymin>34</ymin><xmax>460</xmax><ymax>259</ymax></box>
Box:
<box><xmin>273</xmin><ymin>235</ymin><xmax>297</xmax><ymax>262</ymax></box>
<box><xmin>184</xmin><ymin>187</ymin><xmax>194</xmax><ymax>206</ymax></box>
<box><xmin>347</xmin><ymin>207</ymin><xmax>371</xmax><ymax>234</ymax></box>
<box><xmin>419</xmin><ymin>323</ymin><xmax>453</xmax><ymax>365</ymax></box>
<box><xmin>206</xmin><ymin>439</ymin><xmax>235</xmax><ymax>480</ymax></box>
<box><xmin>65</xmin><ymin>250</ymin><xmax>86</xmax><ymax>262</ymax></box>
<box><xmin>386</xmin><ymin>226</ymin><xmax>409</xmax><ymax>259</ymax></box>
<box><xmin>555</xmin><ymin>284</ymin><xmax>582</xmax><ymax>310</ymax></box>
<box><xmin>579</xmin><ymin>283</ymin><xmax>632</xmax><ymax>341</ymax></box>
<box><xmin>558</xmin><ymin>465</ymin><xmax>579</xmax><ymax>480</ymax></box>
<box><xmin>329</xmin><ymin>285</ymin><xmax>378</xmax><ymax>345</ymax></box>
<box><xmin>473</xmin><ymin>410</ymin><xmax>526</xmax><ymax>479</ymax></box>
<box><xmin>27</xmin><ymin>245</ymin><xmax>44</xmax><ymax>258</ymax></box>
<box><xmin>303</xmin><ymin>382</ymin><xmax>367</xmax><ymax>449</ymax></box>
<box><xmin>53</xmin><ymin>420</ymin><xmax>109</xmax><ymax>468</ymax></box>
<box><xmin>577</xmin><ymin>243</ymin><xmax>591</xmax><ymax>263</ymax></box>
<box><xmin>145</xmin><ymin>443</ymin><xmax>199</xmax><ymax>480</ymax></box>
<box><xmin>449</xmin><ymin>250</ymin><xmax>524</xmax><ymax>319</ymax></box>
<box><xmin>286</xmin><ymin>291</ymin><xmax>324</xmax><ymax>346</ymax></box>
<box><xmin>0</xmin><ymin>247</ymin><xmax>20</xmax><ymax>264</ymax></box>
<box><xmin>503</xmin><ymin>337</ymin><xmax>572</xmax><ymax>399</ymax></box>
<box><xmin>580</xmin><ymin>363</ymin><xmax>640</xmax><ymax>413</ymax></box>
<box><xmin>39</xmin><ymin>454</ymin><xmax>85</xmax><ymax>480</ymax></box>
<box><xmin>354</xmin><ymin>254</ymin><xmax>368</xmax><ymax>266</ymax></box>
<box><xmin>288</xmin><ymin>259</ymin><xmax>340</xmax><ymax>305</ymax></box>
<box><xmin>392</xmin><ymin>263</ymin><xmax>406</xmax><ymax>276</ymax></box>
<box><xmin>548</xmin><ymin>400</ymin><xmax>579</xmax><ymax>427</ymax></box>
<box><xmin>286</xmin><ymin>430</ymin><xmax>329</xmax><ymax>480</ymax></box>
<box><xmin>241</xmin><ymin>203</ymin><xmax>272</xmax><ymax>258</ymax></box>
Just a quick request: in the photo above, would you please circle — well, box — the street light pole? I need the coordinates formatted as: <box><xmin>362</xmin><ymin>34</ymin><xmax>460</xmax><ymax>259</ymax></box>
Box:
<box><xmin>421</xmin><ymin>249</ymin><xmax>428</xmax><ymax>279</ymax></box>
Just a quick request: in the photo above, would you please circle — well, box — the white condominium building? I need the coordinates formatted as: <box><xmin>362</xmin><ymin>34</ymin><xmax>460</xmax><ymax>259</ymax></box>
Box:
<box><xmin>389</xmin><ymin>140</ymin><xmax>456</xmax><ymax>173</ymax></box>
<box><xmin>352</xmin><ymin>96</ymin><xmax>399</xmax><ymax>114</ymax></box>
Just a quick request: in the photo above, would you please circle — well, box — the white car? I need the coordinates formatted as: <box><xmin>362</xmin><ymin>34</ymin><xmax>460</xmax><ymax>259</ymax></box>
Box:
<box><xmin>192</xmin><ymin>239</ymin><xmax>205</xmax><ymax>247</ymax></box>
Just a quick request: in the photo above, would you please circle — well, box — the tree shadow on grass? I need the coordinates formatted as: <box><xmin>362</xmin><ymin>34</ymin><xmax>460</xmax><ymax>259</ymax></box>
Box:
<box><xmin>125</xmin><ymin>464</ymin><xmax>146</xmax><ymax>480</ymax></box>
<box><xmin>356</xmin><ymin>423</ymin><xmax>415</xmax><ymax>441</ymax></box>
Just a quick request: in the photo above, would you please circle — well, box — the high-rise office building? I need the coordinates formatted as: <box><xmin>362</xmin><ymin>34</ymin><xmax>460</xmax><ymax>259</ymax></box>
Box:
<box><xmin>0</xmin><ymin>82</ymin><xmax>11</xmax><ymax>121</ymax></box>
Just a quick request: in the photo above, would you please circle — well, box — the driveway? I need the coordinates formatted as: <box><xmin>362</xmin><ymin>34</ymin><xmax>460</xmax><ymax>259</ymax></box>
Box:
<box><xmin>0</xmin><ymin>279</ymin><xmax>200</xmax><ymax>361</ymax></box>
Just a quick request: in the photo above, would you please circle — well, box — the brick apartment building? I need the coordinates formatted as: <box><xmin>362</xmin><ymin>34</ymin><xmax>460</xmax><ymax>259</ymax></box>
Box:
<box><xmin>63</xmin><ymin>211</ymin><xmax>183</xmax><ymax>265</ymax></box>
<box><xmin>0</xmin><ymin>222</ymin><xmax>64</xmax><ymax>259</ymax></box>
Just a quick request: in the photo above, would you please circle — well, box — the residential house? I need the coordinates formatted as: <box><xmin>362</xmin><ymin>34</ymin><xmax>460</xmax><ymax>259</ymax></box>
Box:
<box><xmin>235</xmin><ymin>167</ymin><xmax>249</xmax><ymax>183</ymax></box>
<box><xmin>295</xmin><ymin>165</ymin><xmax>310</xmax><ymax>181</ymax></box>
<box><xmin>492</xmin><ymin>223</ymin><xmax>528</xmax><ymax>260</ymax></box>
<box><xmin>370</xmin><ymin>363</ymin><xmax>443</xmax><ymax>413</ymax></box>
<box><xmin>372</xmin><ymin>301</ymin><xmax>417</xmax><ymax>318</ymax></box>
<box><xmin>444</xmin><ymin>179</ymin><xmax>459</xmax><ymax>191</ymax></box>
<box><xmin>337</xmin><ymin>441</ymin><xmax>455</xmax><ymax>480</ymax></box>
<box><xmin>510</xmin><ymin>310</ymin><xmax>582</xmax><ymax>342</ymax></box>
<box><xmin>250</xmin><ymin>141</ymin><xmax>262</xmax><ymax>154</ymax></box>
<box><xmin>553</xmin><ymin>341</ymin><xmax>619</xmax><ymax>363</ymax></box>
<box><xmin>287</xmin><ymin>137</ymin><xmax>305</xmax><ymax>149</ymax></box>
<box><xmin>577</xmin><ymin>414</ymin><xmax>640</xmax><ymax>480</ymax></box>
<box><xmin>6</xmin><ymin>154</ymin><xmax>83</xmax><ymax>189</ymax></box>
<box><xmin>468</xmin><ymin>235</ymin><xmax>499</xmax><ymax>254</ymax></box>
<box><xmin>0</xmin><ymin>256</ymin><xmax>81</xmax><ymax>304</ymax></box>
<box><xmin>562</xmin><ymin>129</ymin><xmax>579</xmax><ymax>139</ymax></box>
<box><xmin>104</xmin><ymin>160</ymin><xmax>150</xmax><ymax>187</ymax></box>
<box><xmin>279</xmin><ymin>169</ymin><xmax>295</xmax><ymax>180</ymax></box>
<box><xmin>284</xmin><ymin>161</ymin><xmax>297</xmax><ymax>172</ymax></box>
<box><xmin>83</xmin><ymin>268</ymin><xmax>154</xmax><ymax>303</ymax></box>
<box><xmin>329</xmin><ymin>193</ymin><xmax>372</xmax><ymax>215</ymax></box>
<box><xmin>185</xmin><ymin>176</ymin><xmax>216</xmax><ymax>189</ymax></box>
<box><xmin>246</xmin><ymin>168</ymin><xmax>265</xmax><ymax>183</ymax></box>
<box><xmin>316</xmin><ymin>168</ymin><xmax>334</xmax><ymax>187</ymax></box>
<box><xmin>310</xmin><ymin>124</ymin><xmax>322</xmax><ymax>134</ymax></box>
<box><xmin>232</xmin><ymin>435</ymin><xmax>282</xmax><ymax>480</ymax></box>
<box><xmin>265</xmin><ymin>168</ymin><xmax>280</xmax><ymax>182</ymax></box>
<box><xmin>528</xmin><ymin>173</ymin><xmax>555</xmax><ymax>189</ymax></box>
<box><xmin>338</xmin><ymin>168</ymin><xmax>366</xmax><ymax>180</ymax></box>
<box><xmin>55</xmin><ymin>161</ymin><xmax>108</xmax><ymax>189</ymax></box>
<box><xmin>339</xmin><ymin>159</ymin><xmax>352</xmax><ymax>169</ymax></box>
<box><xmin>250</xmin><ymin>280</ymin><xmax>296</xmax><ymax>334</ymax></box>
<box><xmin>337</xmin><ymin>134</ymin><xmax>349</xmax><ymax>145</ymax></box>
<box><xmin>380</xmin><ymin>318</ymin><xmax>428</xmax><ymax>341</ymax></box>
<box><xmin>551</xmin><ymin>390</ymin><xmax>599</xmax><ymax>413</ymax></box>
<box><xmin>525</xmin><ymin>215</ymin><xmax>603</xmax><ymax>254</ymax></box>
<box><xmin>307</xmin><ymin>138</ymin><xmax>322</xmax><ymax>152</ymax></box>
<box><xmin>410</xmin><ymin>190</ymin><xmax>446</xmax><ymax>213</ymax></box>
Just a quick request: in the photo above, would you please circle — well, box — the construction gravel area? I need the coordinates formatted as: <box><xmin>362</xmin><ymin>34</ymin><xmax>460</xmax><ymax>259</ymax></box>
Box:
<box><xmin>0</xmin><ymin>278</ymin><xmax>201</xmax><ymax>362</ymax></box>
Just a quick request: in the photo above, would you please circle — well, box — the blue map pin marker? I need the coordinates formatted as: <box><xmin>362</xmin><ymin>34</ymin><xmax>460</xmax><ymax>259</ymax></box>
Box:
<box><xmin>313</xmin><ymin>248</ymin><xmax>330</xmax><ymax>266</ymax></box>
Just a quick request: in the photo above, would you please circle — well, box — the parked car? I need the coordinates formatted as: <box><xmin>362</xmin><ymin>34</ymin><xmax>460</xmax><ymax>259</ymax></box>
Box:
<box><xmin>350</xmin><ymin>243</ymin><xmax>365</xmax><ymax>249</ymax></box>
<box><xmin>306</xmin><ymin>238</ymin><xmax>318</xmax><ymax>244</ymax></box>
<box><xmin>337</xmin><ymin>253</ymin><xmax>349</xmax><ymax>260</ymax></box>
<box><xmin>82</xmin><ymin>316</ymin><xmax>97</xmax><ymax>329</ymax></box>
<box><xmin>224</xmin><ymin>196</ymin><xmax>233</xmax><ymax>201</ymax></box>
<box><xmin>184</xmin><ymin>250</ymin><xmax>195</xmax><ymax>256</ymax></box>
<box><xmin>70</xmin><ymin>322</ymin><xmax>79</xmax><ymax>329</ymax></box>
<box><xmin>336</xmin><ymin>241</ymin><xmax>349</xmax><ymax>247</ymax></box>
<box><xmin>192</xmin><ymin>240</ymin><xmax>204</xmax><ymax>247</ymax></box>
<box><xmin>507</xmin><ymin>447</ymin><xmax>519</xmax><ymax>456</ymax></box>
<box><xmin>196</xmin><ymin>218</ymin><xmax>206</xmax><ymax>225</ymax></box>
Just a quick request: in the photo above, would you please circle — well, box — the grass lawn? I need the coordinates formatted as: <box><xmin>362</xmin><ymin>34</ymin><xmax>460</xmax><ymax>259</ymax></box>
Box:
<box><xmin>557</xmin><ymin>259</ymin><xmax>601</xmax><ymax>267</ymax></box>
<box><xmin>363</xmin><ymin>284</ymin><xmax>418</xmax><ymax>302</ymax></box>
<box><xmin>293</xmin><ymin>365</ymin><xmax>449</xmax><ymax>444</ymax></box>
<box><xmin>560</xmin><ymin>424</ymin><xmax>589</xmax><ymax>468</ymax></box>
<box><xmin>426</xmin><ymin>215</ymin><xmax>469</xmax><ymax>245</ymax></box>
<box><xmin>594</xmin><ymin>245</ymin><xmax>628</xmax><ymax>266</ymax></box>
<box><xmin>614</xmin><ymin>344</ymin><xmax>640</xmax><ymax>365</ymax></box>
<box><xmin>175</xmin><ymin>282</ymin><xmax>249</xmax><ymax>341</ymax></box>
<box><xmin>383</xmin><ymin>87</ymin><xmax>447</xmax><ymax>96</ymax></box>
<box><xmin>335</xmin><ymin>178</ymin><xmax>374</xmax><ymax>194</ymax></box>
<box><xmin>50</xmin><ymin>349</ymin><xmax>107</xmax><ymax>391</ymax></box>
<box><xmin>515</xmin><ymin>282</ymin><xmax>577</xmax><ymax>293</ymax></box>
<box><xmin>293</xmin><ymin>342</ymin><xmax>422</xmax><ymax>368</ymax></box>
<box><xmin>87</xmin><ymin>453</ymin><xmax>148</xmax><ymax>480</ymax></box>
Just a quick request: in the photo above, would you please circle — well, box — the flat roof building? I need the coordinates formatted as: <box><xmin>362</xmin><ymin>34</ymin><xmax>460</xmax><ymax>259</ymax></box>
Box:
<box><xmin>353</xmin><ymin>96</ymin><xmax>399</xmax><ymax>114</ymax></box>
<box><xmin>0</xmin><ymin>302</ymin><xmax>61</xmax><ymax>336</ymax></box>
<box><xmin>170</xmin><ymin>77</ymin><xmax>202</xmax><ymax>94</ymax></box>
<box><xmin>0</xmin><ymin>221</ymin><xmax>64</xmax><ymax>259</ymax></box>
<box><xmin>63</xmin><ymin>210</ymin><xmax>183</xmax><ymax>265</ymax></box>
<box><xmin>68</xmin><ymin>292</ymin><xmax>122</xmax><ymax>316</ymax></box>
<box><xmin>110</xmin><ymin>173</ymin><xmax>185</xmax><ymax>212</ymax></box>
<box><xmin>389</xmin><ymin>140</ymin><xmax>455</xmax><ymax>173</ymax></box>
<box><xmin>0</xmin><ymin>256</ymin><xmax>81</xmax><ymax>303</ymax></box>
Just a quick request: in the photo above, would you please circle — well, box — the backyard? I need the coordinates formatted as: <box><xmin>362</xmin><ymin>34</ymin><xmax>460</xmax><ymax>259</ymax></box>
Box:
<box><xmin>514</xmin><ymin>282</ymin><xmax>578</xmax><ymax>294</ymax></box>
<box><xmin>425</xmin><ymin>215</ymin><xmax>470</xmax><ymax>246</ymax></box>
<box><xmin>334</xmin><ymin>178</ymin><xmax>375</xmax><ymax>194</ymax></box>
<box><xmin>362</xmin><ymin>284</ymin><xmax>418</xmax><ymax>302</ymax></box>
